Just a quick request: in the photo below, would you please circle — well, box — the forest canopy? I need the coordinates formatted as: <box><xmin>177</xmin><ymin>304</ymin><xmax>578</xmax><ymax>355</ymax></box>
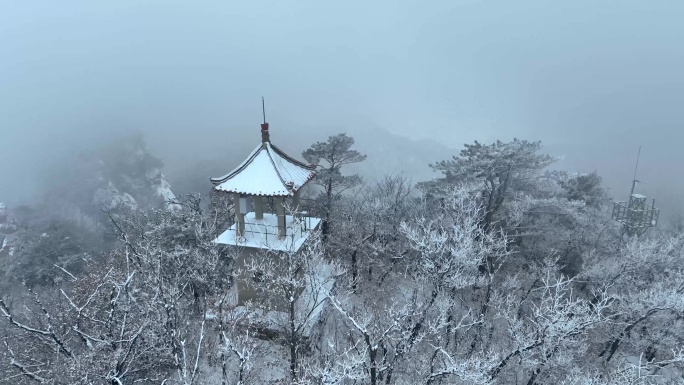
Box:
<box><xmin>1</xmin><ymin>135</ymin><xmax>682</xmax><ymax>385</ymax></box>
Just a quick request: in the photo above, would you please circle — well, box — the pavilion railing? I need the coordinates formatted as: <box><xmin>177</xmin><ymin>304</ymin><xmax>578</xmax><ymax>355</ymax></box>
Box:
<box><xmin>238</xmin><ymin>214</ymin><xmax>318</xmax><ymax>245</ymax></box>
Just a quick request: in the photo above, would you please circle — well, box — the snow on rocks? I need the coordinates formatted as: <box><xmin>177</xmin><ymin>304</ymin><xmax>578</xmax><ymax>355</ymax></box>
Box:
<box><xmin>145</xmin><ymin>169</ymin><xmax>181</xmax><ymax>210</ymax></box>
<box><xmin>93</xmin><ymin>182</ymin><xmax>138</xmax><ymax>210</ymax></box>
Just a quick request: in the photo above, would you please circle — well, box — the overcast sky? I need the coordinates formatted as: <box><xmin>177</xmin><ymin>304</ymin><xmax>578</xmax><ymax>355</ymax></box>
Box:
<box><xmin>1</xmin><ymin>0</ymin><xmax>683</xmax><ymax>213</ymax></box>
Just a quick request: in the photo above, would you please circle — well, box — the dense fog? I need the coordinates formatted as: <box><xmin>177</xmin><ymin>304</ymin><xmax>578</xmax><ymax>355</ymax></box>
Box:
<box><xmin>1</xmin><ymin>0</ymin><xmax>683</xmax><ymax>218</ymax></box>
<box><xmin>4</xmin><ymin>3</ymin><xmax>684</xmax><ymax>384</ymax></box>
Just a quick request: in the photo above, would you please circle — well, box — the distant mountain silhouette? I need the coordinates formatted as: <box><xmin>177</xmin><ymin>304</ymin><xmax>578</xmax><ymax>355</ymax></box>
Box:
<box><xmin>170</xmin><ymin>123</ymin><xmax>458</xmax><ymax>196</ymax></box>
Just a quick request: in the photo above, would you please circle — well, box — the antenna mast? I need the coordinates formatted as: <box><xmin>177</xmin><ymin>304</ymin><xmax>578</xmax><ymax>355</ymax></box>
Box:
<box><xmin>630</xmin><ymin>145</ymin><xmax>641</xmax><ymax>196</ymax></box>
<box><xmin>612</xmin><ymin>145</ymin><xmax>660</xmax><ymax>237</ymax></box>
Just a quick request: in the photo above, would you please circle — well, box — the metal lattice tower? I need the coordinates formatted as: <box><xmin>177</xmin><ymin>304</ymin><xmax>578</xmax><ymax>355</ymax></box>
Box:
<box><xmin>611</xmin><ymin>147</ymin><xmax>660</xmax><ymax>237</ymax></box>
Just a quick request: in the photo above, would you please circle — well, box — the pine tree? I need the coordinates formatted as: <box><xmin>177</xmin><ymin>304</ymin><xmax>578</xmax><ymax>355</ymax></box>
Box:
<box><xmin>302</xmin><ymin>133</ymin><xmax>366</xmax><ymax>237</ymax></box>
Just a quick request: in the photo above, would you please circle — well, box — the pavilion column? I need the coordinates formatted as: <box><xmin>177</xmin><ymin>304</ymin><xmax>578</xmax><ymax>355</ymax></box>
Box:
<box><xmin>292</xmin><ymin>190</ymin><xmax>301</xmax><ymax>212</ymax></box>
<box><xmin>254</xmin><ymin>196</ymin><xmax>264</xmax><ymax>220</ymax></box>
<box><xmin>277</xmin><ymin>197</ymin><xmax>286</xmax><ymax>239</ymax></box>
<box><xmin>233</xmin><ymin>193</ymin><xmax>245</xmax><ymax>237</ymax></box>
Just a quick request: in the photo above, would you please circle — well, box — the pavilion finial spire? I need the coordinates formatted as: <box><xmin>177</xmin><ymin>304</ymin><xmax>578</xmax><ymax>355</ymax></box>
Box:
<box><xmin>260</xmin><ymin>97</ymin><xmax>270</xmax><ymax>143</ymax></box>
<box><xmin>262</xmin><ymin>96</ymin><xmax>266</xmax><ymax>124</ymax></box>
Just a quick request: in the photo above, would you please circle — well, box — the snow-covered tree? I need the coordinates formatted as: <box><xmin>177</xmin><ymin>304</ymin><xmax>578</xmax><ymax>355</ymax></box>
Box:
<box><xmin>312</xmin><ymin>185</ymin><xmax>509</xmax><ymax>384</ymax></box>
<box><xmin>302</xmin><ymin>133</ymin><xmax>367</xmax><ymax>237</ymax></box>
<box><xmin>328</xmin><ymin>174</ymin><xmax>416</xmax><ymax>292</ymax></box>
<box><xmin>583</xmin><ymin>235</ymin><xmax>684</xmax><ymax>375</ymax></box>
<box><xmin>239</xmin><ymin>230</ymin><xmax>335</xmax><ymax>383</ymax></box>
<box><xmin>421</xmin><ymin>139</ymin><xmax>555</xmax><ymax>233</ymax></box>
<box><xmin>0</xmin><ymin>195</ymin><xmax>233</xmax><ymax>384</ymax></box>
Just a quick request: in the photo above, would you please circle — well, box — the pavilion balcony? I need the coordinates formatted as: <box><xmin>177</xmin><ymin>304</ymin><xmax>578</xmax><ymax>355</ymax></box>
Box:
<box><xmin>215</xmin><ymin>211</ymin><xmax>321</xmax><ymax>252</ymax></box>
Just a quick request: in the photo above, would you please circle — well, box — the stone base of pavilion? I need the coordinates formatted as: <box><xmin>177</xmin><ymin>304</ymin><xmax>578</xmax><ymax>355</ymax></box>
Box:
<box><xmin>215</xmin><ymin>212</ymin><xmax>321</xmax><ymax>252</ymax></box>
<box><xmin>204</xmin><ymin>259</ymin><xmax>336</xmax><ymax>341</ymax></box>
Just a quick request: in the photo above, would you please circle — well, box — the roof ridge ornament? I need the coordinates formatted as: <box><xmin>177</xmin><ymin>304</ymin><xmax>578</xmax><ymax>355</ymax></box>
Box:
<box><xmin>261</xmin><ymin>97</ymin><xmax>270</xmax><ymax>144</ymax></box>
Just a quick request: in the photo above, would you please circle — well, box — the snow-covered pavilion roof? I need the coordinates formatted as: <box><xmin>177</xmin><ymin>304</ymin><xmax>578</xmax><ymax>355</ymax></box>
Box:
<box><xmin>210</xmin><ymin>142</ymin><xmax>317</xmax><ymax>196</ymax></box>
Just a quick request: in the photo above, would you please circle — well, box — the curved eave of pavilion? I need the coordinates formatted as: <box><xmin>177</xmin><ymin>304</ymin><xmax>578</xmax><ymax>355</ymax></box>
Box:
<box><xmin>269</xmin><ymin>143</ymin><xmax>317</xmax><ymax>172</ymax></box>
<box><xmin>210</xmin><ymin>145</ymin><xmax>262</xmax><ymax>186</ymax></box>
<box><xmin>213</xmin><ymin>187</ymin><xmax>293</xmax><ymax>197</ymax></box>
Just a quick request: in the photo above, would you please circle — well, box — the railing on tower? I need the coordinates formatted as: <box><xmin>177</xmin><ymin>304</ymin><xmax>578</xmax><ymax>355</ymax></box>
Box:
<box><xmin>612</xmin><ymin>194</ymin><xmax>660</xmax><ymax>237</ymax></box>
